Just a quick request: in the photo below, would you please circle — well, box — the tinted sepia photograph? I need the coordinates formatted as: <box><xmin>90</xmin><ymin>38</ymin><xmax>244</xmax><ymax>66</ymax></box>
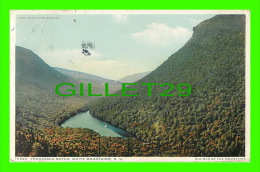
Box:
<box><xmin>10</xmin><ymin>10</ymin><xmax>250</xmax><ymax>162</ymax></box>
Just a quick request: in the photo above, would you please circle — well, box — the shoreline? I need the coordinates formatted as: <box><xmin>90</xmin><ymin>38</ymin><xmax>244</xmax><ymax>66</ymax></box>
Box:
<box><xmin>55</xmin><ymin>106</ymin><xmax>89</xmax><ymax>126</ymax></box>
<box><xmin>57</xmin><ymin>107</ymin><xmax>135</xmax><ymax>138</ymax></box>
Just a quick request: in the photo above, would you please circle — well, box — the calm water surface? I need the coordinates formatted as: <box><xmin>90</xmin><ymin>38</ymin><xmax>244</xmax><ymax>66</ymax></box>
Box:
<box><xmin>61</xmin><ymin>111</ymin><xmax>132</xmax><ymax>138</ymax></box>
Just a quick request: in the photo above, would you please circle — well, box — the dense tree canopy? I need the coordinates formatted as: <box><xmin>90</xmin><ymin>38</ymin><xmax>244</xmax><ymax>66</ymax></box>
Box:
<box><xmin>16</xmin><ymin>15</ymin><xmax>246</xmax><ymax>157</ymax></box>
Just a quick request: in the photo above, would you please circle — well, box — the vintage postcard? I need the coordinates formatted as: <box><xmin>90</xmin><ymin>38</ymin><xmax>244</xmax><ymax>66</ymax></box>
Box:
<box><xmin>10</xmin><ymin>10</ymin><xmax>250</xmax><ymax>162</ymax></box>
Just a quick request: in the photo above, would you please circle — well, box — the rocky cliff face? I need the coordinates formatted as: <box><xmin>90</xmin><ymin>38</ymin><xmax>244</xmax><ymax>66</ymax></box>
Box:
<box><xmin>191</xmin><ymin>15</ymin><xmax>245</xmax><ymax>43</ymax></box>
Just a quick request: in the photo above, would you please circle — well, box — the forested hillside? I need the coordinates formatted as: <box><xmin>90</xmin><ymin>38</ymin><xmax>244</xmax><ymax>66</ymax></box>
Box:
<box><xmin>16</xmin><ymin>124</ymin><xmax>161</xmax><ymax>157</ymax></box>
<box><xmin>15</xmin><ymin>46</ymin><xmax>103</xmax><ymax>128</ymax></box>
<box><xmin>89</xmin><ymin>15</ymin><xmax>246</xmax><ymax>156</ymax></box>
<box><xmin>15</xmin><ymin>15</ymin><xmax>246</xmax><ymax>157</ymax></box>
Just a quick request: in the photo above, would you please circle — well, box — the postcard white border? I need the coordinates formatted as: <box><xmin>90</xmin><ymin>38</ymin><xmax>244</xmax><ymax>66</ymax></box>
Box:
<box><xmin>10</xmin><ymin>10</ymin><xmax>250</xmax><ymax>162</ymax></box>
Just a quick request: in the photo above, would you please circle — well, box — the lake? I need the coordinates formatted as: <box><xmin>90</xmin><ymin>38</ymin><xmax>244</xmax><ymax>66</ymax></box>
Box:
<box><xmin>61</xmin><ymin>111</ymin><xmax>132</xmax><ymax>138</ymax></box>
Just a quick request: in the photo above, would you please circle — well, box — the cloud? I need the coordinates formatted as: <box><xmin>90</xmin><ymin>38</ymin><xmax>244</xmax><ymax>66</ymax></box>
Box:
<box><xmin>80</xmin><ymin>58</ymin><xmax>150</xmax><ymax>80</ymax></box>
<box><xmin>35</xmin><ymin>48</ymin><xmax>102</xmax><ymax>73</ymax></box>
<box><xmin>36</xmin><ymin>48</ymin><xmax>148</xmax><ymax>80</ymax></box>
<box><xmin>189</xmin><ymin>19</ymin><xmax>204</xmax><ymax>26</ymax></box>
<box><xmin>132</xmin><ymin>22</ymin><xmax>192</xmax><ymax>47</ymax></box>
<box><xmin>113</xmin><ymin>14</ymin><xmax>128</xmax><ymax>23</ymax></box>
<box><xmin>38</xmin><ymin>48</ymin><xmax>100</xmax><ymax>63</ymax></box>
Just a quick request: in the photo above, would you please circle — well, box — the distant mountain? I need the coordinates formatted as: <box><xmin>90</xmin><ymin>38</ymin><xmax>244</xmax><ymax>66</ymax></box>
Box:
<box><xmin>89</xmin><ymin>15</ymin><xmax>246</xmax><ymax>156</ymax></box>
<box><xmin>54</xmin><ymin>67</ymin><xmax>121</xmax><ymax>93</ymax></box>
<box><xmin>118</xmin><ymin>71</ymin><xmax>150</xmax><ymax>83</ymax></box>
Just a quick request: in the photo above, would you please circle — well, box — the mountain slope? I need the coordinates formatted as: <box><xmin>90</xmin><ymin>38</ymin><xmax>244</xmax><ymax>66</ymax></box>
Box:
<box><xmin>16</xmin><ymin>46</ymin><xmax>91</xmax><ymax>128</ymax></box>
<box><xmin>118</xmin><ymin>71</ymin><xmax>150</xmax><ymax>83</ymax></box>
<box><xmin>15</xmin><ymin>47</ymin><xmax>148</xmax><ymax>157</ymax></box>
<box><xmin>89</xmin><ymin>15</ymin><xmax>246</xmax><ymax>156</ymax></box>
<box><xmin>16</xmin><ymin>46</ymin><xmax>72</xmax><ymax>88</ymax></box>
<box><xmin>54</xmin><ymin>67</ymin><xmax>121</xmax><ymax>93</ymax></box>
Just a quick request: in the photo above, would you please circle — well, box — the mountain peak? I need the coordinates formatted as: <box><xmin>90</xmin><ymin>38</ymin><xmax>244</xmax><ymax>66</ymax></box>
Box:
<box><xmin>191</xmin><ymin>15</ymin><xmax>245</xmax><ymax>42</ymax></box>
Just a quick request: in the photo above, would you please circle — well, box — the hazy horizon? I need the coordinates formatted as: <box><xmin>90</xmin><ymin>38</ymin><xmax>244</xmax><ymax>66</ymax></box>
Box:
<box><xmin>16</xmin><ymin>13</ymin><xmax>215</xmax><ymax>80</ymax></box>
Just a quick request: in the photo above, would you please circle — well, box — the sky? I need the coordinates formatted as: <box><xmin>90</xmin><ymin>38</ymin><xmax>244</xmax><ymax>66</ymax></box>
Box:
<box><xmin>16</xmin><ymin>13</ymin><xmax>215</xmax><ymax>80</ymax></box>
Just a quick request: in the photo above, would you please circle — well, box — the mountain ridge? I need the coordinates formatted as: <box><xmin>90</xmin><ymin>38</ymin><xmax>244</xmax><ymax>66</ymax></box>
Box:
<box><xmin>54</xmin><ymin>67</ymin><xmax>121</xmax><ymax>93</ymax></box>
<box><xmin>89</xmin><ymin>15</ymin><xmax>246</xmax><ymax>156</ymax></box>
<box><xmin>117</xmin><ymin>71</ymin><xmax>150</xmax><ymax>83</ymax></box>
